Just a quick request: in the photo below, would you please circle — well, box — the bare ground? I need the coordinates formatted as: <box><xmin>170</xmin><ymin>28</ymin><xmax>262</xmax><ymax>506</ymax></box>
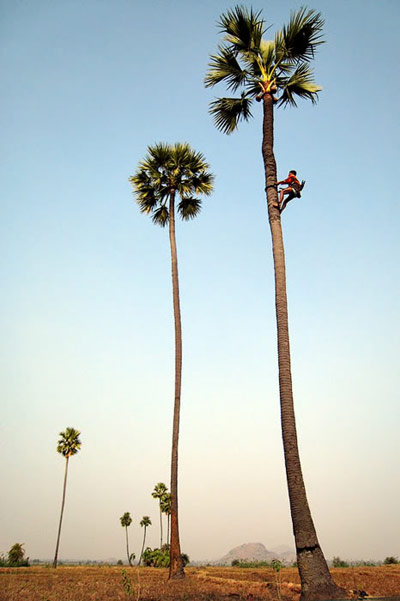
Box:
<box><xmin>0</xmin><ymin>565</ymin><xmax>399</xmax><ymax>601</ymax></box>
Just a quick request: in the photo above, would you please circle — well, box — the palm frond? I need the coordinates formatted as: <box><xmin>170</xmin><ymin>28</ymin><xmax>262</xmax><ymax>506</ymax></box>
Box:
<box><xmin>275</xmin><ymin>7</ymin><xmax>324</xmax><ymax>65</ymax></box>
<box><xmin>277</xmin><ymin>63</ymin><xmax>322</xmax><ymax>107</ymax></box>
<box><xmin>259</xmin><ymin>39</ymin><xmax>275</xmax><ymax>71</ymax></box>
<box><xmin>151</xmin><ymin>205</ymin><xmax>169</xmax><ymax>227</ymax></box>
<box><xmin>178</xmin><ymin>197</ymin><xmax>202</xmax><ymax>220</ymax></box>
<box><xmin>190</xmin><ymin>172</ymin><xmax>215</xmax><ymax>196</ymax></box>
<box><xmin>218</xmin><ymin>5</ymin><xmax>264</xmax><ymax>55</ymax></box>
<box><xmin>205</xmin><ymin>45</ymin><xmax>248</xmax><ymax>91</ymax></box>
<box><xmin>147</xmin><ymin>142</ymin><xmax>174</xmax><ymax>171</ymax></box>
<box><xmin>209</xmin><ymin>93</ymin><xmax>253</xmax><ymax>134</ymax></box>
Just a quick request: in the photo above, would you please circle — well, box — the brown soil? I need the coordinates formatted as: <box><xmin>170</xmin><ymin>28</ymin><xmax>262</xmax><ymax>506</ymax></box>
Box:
<box><xmin>0</xmin><ymin>565</ymin><xmax>399</xmax><ymax>601</ymax></box>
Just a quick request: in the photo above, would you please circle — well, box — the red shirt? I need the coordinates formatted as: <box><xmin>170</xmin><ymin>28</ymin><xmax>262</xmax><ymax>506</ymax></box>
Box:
<box><xmin>282</xmin><ymin>174</ymin><xmax>300</xmax><ymax>188</ymax></box>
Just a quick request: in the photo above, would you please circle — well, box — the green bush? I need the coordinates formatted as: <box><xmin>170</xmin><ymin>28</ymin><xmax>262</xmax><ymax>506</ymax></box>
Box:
<box><xmin>7</xmin><ymin>543</ymin><xmax>29</xmax><ymax>567</ymax></box>
<box><xmin>332</xmin><ymin>556</ymin><xmax>349</xmax><ymax>568</ymax></box>
<box><xmin>141</xmin><ymin>547</ymin><xmax>189</xmax><ymax>568</ymax></box>
<box><xmin>231</xmin><ymin>559</ymin><xmax>273</xmax><ymax>568</ymax></box>
<box><xmin>383</xmin><ymin>556</ymin><xmax>399</xmax><ymax>565</ymax></box>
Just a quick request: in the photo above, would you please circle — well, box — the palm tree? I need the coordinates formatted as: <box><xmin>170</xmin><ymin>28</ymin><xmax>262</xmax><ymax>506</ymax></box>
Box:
<box><xmin>53</xmin><ymin>427</ymin><xmax>81</xmax><ymax>569</ymax></box>
<box><xmin>205</xmin><ymin>7</ymin><xmax>344</xmax><ymax>600</ymax></box>
<box><xmin>139</xmin><ymin>516</ymin><xmax>152</xmax><ymax>566</ymax></box>
<box><xmin>160</xmin><ymin>492</ymin><xmax>172</xmax><ymax>546</ymax></box>
<box><xmin>130</xmin><ymin>143</ymin><xmax>214</xmax><ymax>580</ymax></box>
<box><xmin>120</xmin><ymin>512</ymin><xmax>134</xmax><ymax>566</ymax></box>
<box><xmin>151</xmin><ymin>482</ymin><xmax>168</xmax><ymax>548</ymax></box>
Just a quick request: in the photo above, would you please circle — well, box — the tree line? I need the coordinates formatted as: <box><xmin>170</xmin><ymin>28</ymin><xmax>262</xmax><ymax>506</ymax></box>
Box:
<box><xmin>49</xmin><ymin>428</ymin><xmax>187</xmax><ymax>569</ymax></box>
<box><xmin>119</xmin><ymin>482</ymin><xmax>187</xmax><ymax>568</ymax></box>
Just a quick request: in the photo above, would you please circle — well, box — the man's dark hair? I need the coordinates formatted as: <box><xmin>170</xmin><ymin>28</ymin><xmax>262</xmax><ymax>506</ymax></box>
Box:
<box><xmin>289</xmin><ymin>170</ymin><xmax>297</xmax><ymax>175</ymax></box>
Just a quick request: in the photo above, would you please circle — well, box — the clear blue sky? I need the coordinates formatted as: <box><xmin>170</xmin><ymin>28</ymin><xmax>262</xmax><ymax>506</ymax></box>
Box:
<box><xmin>1</xmin><ymin>0</ymin><xmax>399</xmax><ymax>563</ymax></box>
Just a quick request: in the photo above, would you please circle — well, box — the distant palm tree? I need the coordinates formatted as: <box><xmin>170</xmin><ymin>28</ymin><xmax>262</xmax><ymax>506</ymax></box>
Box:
<box><xmin>120</xmin><ymin>512</ymin><xmax>134</xmax><ymax>566</ymax></box>
<box><xmin>53</xmin><ymin>427</ymin><xmax>81</xmax><ymax>569</ymax></box>
<box><xmin>205</xmin><ymin>7</ymin><xmax>344</xmax><ymax>600</ymax></box>
<box><xmin>160</xmin><ymin>493</ymin><xmax>172</xmax><ymax>546</ymax></box>
<box><xmin>151</xmin><ymin>482</ymin><xmax>167</xmax><ymax>548</ymax></box>
<box><xmin>139</xmin><ymin>516</ymin><xmax>152</xmax><ymax>566</ymax></box>
<box><xmin>131</xmin><ymin>143</ymin><xmax>214</xmax><ymax>580</ymax></box>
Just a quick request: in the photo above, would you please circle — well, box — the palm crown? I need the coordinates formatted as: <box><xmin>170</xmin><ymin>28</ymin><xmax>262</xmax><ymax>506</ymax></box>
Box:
<box><xmin>152</xmin><ymin>482</ymin><xmax>168</xmax><ymax>500</ymax></box>
<box><xmin>140</xmin><ymin>516</ymin><xmax>152</xmax><ymax>528</ymax></box>
<box><xmin>160</xmin><ymin>493</ymin><xmax>171</xmax><ymax>516</ymax></box>
<box><xmin>120</xmin><ymin>512</ymin><xmax>132</xmax><ymax>528</ymax></box>
<box><xmin>56</xmin><ymin>427</ymin><xmax>81</xmax><ymax>458</ymax></box>
<box><xmin>205</xmin><ymin>5</ymin><xmax>324</xmax><ymax>134</ymax></box>
<box><xmin>130</xmin><ymin>142</ymin><xmax>214</xmax><ymax>226</ymax></box>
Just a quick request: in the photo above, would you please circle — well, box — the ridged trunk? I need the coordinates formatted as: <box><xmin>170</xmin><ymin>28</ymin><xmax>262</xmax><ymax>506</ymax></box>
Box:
<box><xmin>168</xmin><ymin>189</ymin><xmax>185</xmax><ymax>579</ymax></box>
<box><xmin>262</xmin><ymin>93</ymin><xmax>344</xmax><ymax>601</ymax></box>
<box><xmin>53</xmin><ymin>456</ymin><xmax>69</xmax><ymax>569</ymax></box>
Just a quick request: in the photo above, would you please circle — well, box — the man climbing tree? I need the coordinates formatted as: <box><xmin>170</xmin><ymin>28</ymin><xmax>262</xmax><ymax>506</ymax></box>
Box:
<box><xmin>277</xmin><ymin>170</ymin><xmax>305</xmax><ymax>212</ymax></box>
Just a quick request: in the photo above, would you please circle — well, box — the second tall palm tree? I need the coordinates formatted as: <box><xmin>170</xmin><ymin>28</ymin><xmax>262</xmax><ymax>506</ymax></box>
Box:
<box><xmin>130</xmin><ymin>143</ymin><xmax>214</xmax><ymax>579</ymax></box>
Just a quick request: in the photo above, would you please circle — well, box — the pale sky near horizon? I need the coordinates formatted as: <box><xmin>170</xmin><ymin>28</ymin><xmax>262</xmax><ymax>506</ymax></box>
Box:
<box><xmin>1</xmin><ymin>0</ymin><xmax>399</xmax><ymax>564</ymax></box>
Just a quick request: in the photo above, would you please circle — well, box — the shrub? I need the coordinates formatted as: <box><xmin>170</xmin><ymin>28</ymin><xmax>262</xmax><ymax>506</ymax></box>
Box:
<box><xmin>7</xmin><ymin>543</ymin><xmax>29</xmax><ymax>567</ymax></box>
<box><xmin>141</xmin><ymin>547</ymin><xmax>189</xmax><ymax>568</ymax></box>
<box><xmin>231</xmin><ymin>559</ymin><xmax>273</xmax><ymax>568</ymax></box>
<box><xmin>383</xmin><ymin>556</ymin><xmax>399</xmax><ymax>565</ymax></box>
<box><xmin>332</xmin><ymin>556</ymin><xmax>349</xmax><ymax>568</ymax></box>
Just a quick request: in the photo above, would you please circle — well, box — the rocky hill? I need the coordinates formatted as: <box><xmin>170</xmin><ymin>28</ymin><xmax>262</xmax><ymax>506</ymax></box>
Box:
<box><xmin>218</xmin><ymin>542</ymin><xmax>295</xmax><ymax>565</ymax></box>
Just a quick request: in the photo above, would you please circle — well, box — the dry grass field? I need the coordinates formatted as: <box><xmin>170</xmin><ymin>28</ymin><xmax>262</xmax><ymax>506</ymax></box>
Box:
<box><xmin>1</xmin><ymin>565</ymin><xmax>399</xmax><ymax>601</ymax></box>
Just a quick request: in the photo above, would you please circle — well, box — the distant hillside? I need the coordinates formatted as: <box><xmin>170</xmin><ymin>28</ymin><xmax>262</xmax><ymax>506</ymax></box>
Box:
<box><xmin>217</xmin><ymin>542</ymin><xmax>295</xmax><ymax>565</ymax></box>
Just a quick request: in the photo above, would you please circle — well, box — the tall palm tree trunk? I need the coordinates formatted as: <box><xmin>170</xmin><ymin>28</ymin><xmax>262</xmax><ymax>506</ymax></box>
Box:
<box><xmin>139</xmin><ymin>527</ymin><xmax>147</xmax><ymax>566</ymax></box>
<box><xmin>53</xmin><ymin>456</ymin><xmax>69</xmax><ymax>569</ymax></box>
<box><xmin>168</xmin><ymin>189</ymin><xmax>185</xmax><ymax>579</ymax></box>
<box><xmin>262</xmin><ymin>94</ymin><xmax>343</xmax><ymax>601</ymax></box>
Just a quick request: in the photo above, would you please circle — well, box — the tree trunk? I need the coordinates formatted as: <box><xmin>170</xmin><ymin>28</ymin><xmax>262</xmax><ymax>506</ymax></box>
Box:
<box><xmin>159</xmin><ymin>505</ymin><xmax>163</xmax><ymax>548</ymax></box>
<box><xmin>53</xmin><ymin>456</ymin><xmax>69</xmax><ymax>569</ymax></box>
<box><xmin>262</xmin><ymin>93</ymin><xmax>344</xmax><ymax>601</ymax></box>
<box><xmin>168</xmin><ymin>189</ymin><xmax>185</xmax><ymax>579</ymax></box>
<box><xmin>139</xmin><ymin>527</ymin><xmax>147</xmax><ymax>566</ymax></box>
<box><xmin>125</xmin><ymin>526</ymin><xmax>132</xmax><ymax>566</ymax></box>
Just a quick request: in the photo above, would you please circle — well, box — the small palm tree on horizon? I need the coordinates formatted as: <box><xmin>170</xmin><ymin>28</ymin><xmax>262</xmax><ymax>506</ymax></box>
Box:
<box><xmin>130</xmin><ymin>143</ymin><xmax>214</xmax><ymax>580</ymax></box>
<box><xmin>160</xmin><ymin>492</ymin><xmax>172</xmax><ymax>547</ymax></box>
<box><xmin>120</xmin><ymin>512</ymin><xmax>134</xmax><ymax>566</ymax></box>
<box><xmin>53</xmin><ymin>427</ymin><xmax>81</xmax><ymax>569</ymax></box>
<box><xmin>205</xmin><ymin>6</ymin><xmax>344</xmax><ymax>601</ymax></box>
<box><xmin>139</xmin><ymin>516</ymin><xmax>152</xmax><ymax>566</ymax></box>
<box><xmin>151</xmin><ymin>482</ymin><xmax>168</xmax><ymax>549</ymax></box>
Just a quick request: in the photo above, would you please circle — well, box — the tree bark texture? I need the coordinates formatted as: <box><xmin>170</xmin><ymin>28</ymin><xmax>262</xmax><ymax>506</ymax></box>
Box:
<box><xmin>53</xmin><ymin>456</ymin><xmax>69</xmax><ymax>569</ymax></box>
<box><xmin>168</xmin><ymin>189</ymin><xmax>185</xmax><ymax>579</ymax></box>
<box><xmin>262</xmin><ymin>94</ymin><xmax>344</xmax><ymax>601</ymax></box>
<box><xmin>139</xmin><ymin>527</ymin><xmax>147</xmax><ymax>566</ymax></box>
